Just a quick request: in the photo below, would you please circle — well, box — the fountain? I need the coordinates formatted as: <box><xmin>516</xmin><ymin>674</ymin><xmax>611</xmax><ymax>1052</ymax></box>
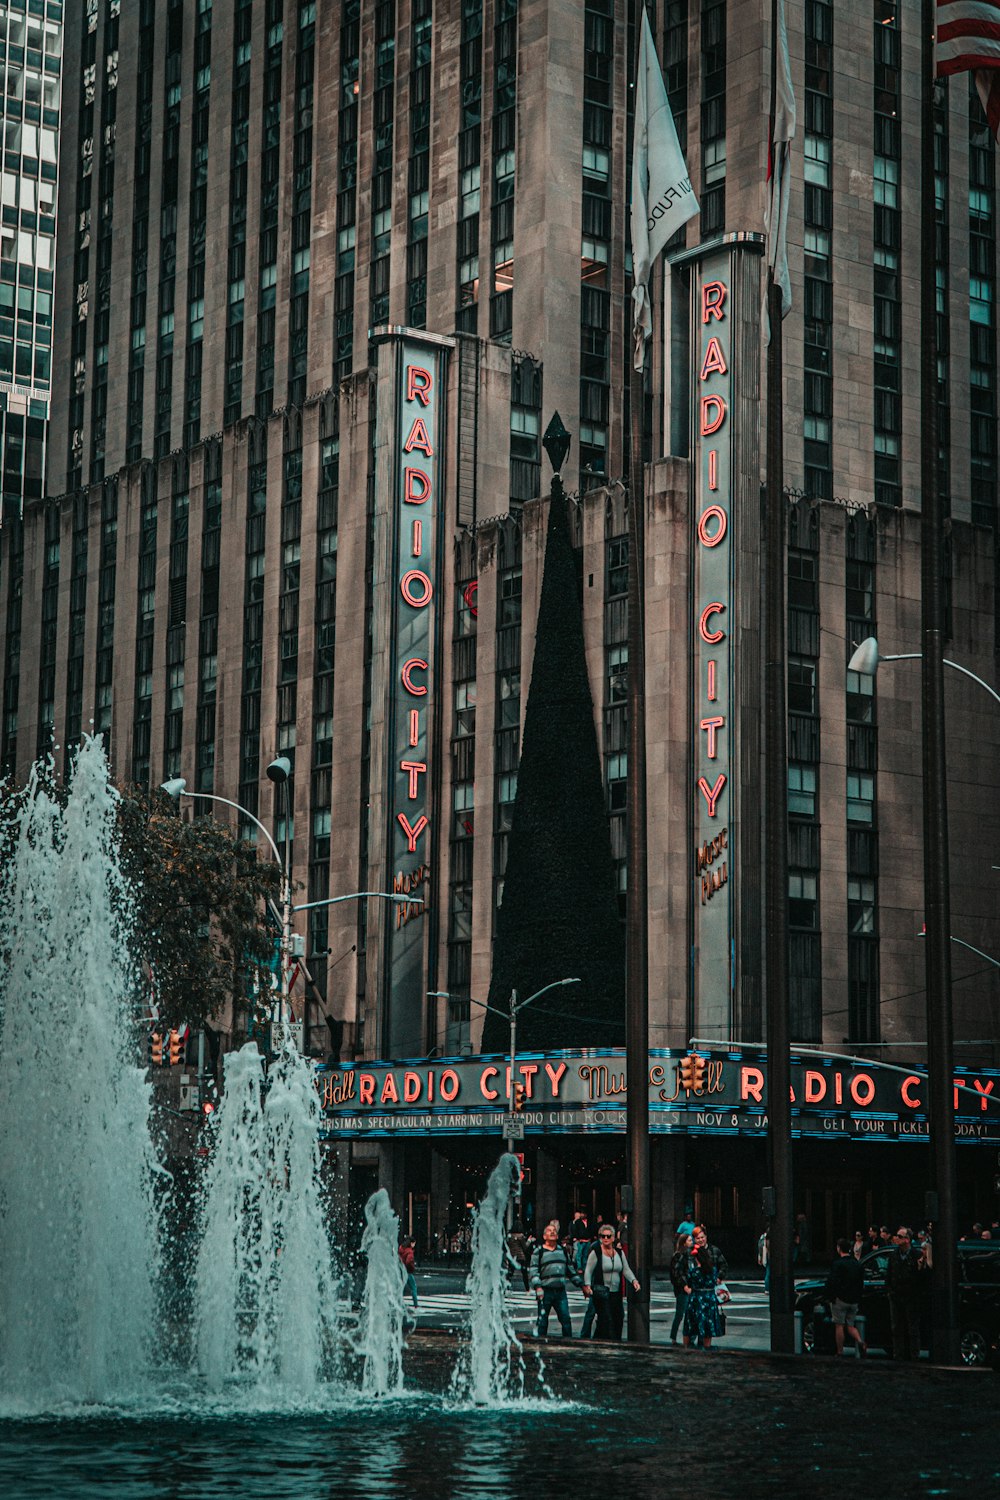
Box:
<box><xmin>358</xmin><ymin>1187</ymin><xmax>407</xmax><ymax>1397</ymax></box>
<box><xmin>0</xmin><ymin>738</ymin><xmax>552</xmax><ymax>1433</ymax></box>
<box><xmin>194</xmin><ymin>1040</ymin><xmax>339</xmax><ymax>1394</ymax></box>
<box><xmin>453</xmin><ymin>1153</ymin><xmax>528</xmax><ymax>1405</ymax></box>
<box><xmin>0</xmin><ymin>739</ymin><xmax>159</xmax><ymax>1408</ymax></box>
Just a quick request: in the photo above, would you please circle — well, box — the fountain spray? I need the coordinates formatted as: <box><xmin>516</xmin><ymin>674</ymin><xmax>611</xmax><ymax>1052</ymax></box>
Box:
<box><xmin>358</xmin><ymin>1188</ymin><xmax>407</xmax><ymax>1397</ymax></box>
<box><xmin>0</xmin><ymin>739</ymin><xmax>159</xmax><ymax>1407</ymax></box>
<box><xmin>453</xmin><ymin>1152</ymin><xmax>525</xmax><ymax>1405</ymax></box>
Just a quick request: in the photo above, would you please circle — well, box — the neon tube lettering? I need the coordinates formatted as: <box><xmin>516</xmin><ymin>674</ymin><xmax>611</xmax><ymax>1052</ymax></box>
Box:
<box><xmin>404</xmin><ymin>467</ymin><xmax>432</xmax><ymax>504</ymax></box>
<box><xmin>406</xmin><ymin>365</ymin><xmax>433</xmax><ymax>405</ymax></box>
<box><xmin>403</xmin><ymin>417</ymin><xmax>434</xmax><ymax>456</ymax></box>
<box><xmin>699</xmin><ymin>601</ymin><xmax>726</xmax><ymax>643</ymax></box>
<box><xmin>400</xmin><ymin>760</ymin><xmax>427</xmax><ymax>799</ymax></box>
<box><xmin>700</xmin><ymin>394</ymin><xmax>727</xmax><ymax>436</ymax></box>
<box><xmin>700</xmin><ymin>336</ymin><xmax>728</xmax><ymax>379</ymax></box>
<box><xmin>400</xmin><ymin>569</ymin><xmax>433</xmax><ymax>607</ymax></box>
<box><xmin>699</xmin><ymin>716</ymin><xmax>725</xmax><ymax>759</ymax></box>
<box><xmin>396</xmin><ymin>812</ymin><xmax>429</xmax><ymax>853</ymax></box>
<box><xmin>696</xmin><ymin>773</ymin><xmax>726</xmax><ymax>818</ymax></box>
<box><xmin>701</xmin><ymin>280</ymin><xmax>727</xmax><ymax>322</ymax></box>
<box><xmin>401</xmin><ymin>658</ymin><xmax>428</xmax><ymax>695</ymax></box>
<box><xmin>697</xmin><ymin>505</ymin><xmax>728</xmax><ymax>548</ymax></box>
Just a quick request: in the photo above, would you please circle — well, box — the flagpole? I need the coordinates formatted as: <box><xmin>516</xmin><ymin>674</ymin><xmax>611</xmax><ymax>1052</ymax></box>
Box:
<box><xmin>763</xmin><ymin>0</ymin><xmax>794</xmax><ymax>1357</ymax></box>
<box><xmin>625</xmin><ymin>9</ymin><xmax>651</xmax><ymax>1350</ymax></box>
<box><xmin>920</xmin><ymin>0</ymin><xmax>959</xmax><ymax>1365</ymax></box>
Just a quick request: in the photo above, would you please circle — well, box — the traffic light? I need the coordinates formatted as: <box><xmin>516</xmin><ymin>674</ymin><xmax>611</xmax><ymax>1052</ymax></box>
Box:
<box><xmin>202</xmin><ymin>1099</ymin><xmax>216</xmax><ymax>1119</ymax></box>
<box><xmin>168</xmin><ymin>1029</ymin><xmax>184</xmax><ymax>1065</ymax></box>
<box><xmin>513</xmin><ymin>1082</ymin><xmax>527</xmax><ymax>1112</ymax></box>
<box><xmin>150</xmin><ymin>1032</ymin><xmax>164</xmax><ymax>1066</ymax></box>
<box><xmin>678</xmin><ymin>1053</ymin><xmax>706</xmax><ymax>1092</ymax></box>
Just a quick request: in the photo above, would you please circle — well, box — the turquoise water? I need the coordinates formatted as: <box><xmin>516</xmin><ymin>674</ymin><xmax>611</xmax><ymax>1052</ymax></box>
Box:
<box><xmin>0</xmin><ymin>1397</ymin><xmax>599</xmax><ymax>1500</ymax></box>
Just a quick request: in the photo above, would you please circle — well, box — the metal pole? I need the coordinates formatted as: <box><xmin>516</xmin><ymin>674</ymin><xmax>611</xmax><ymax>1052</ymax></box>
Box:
<box><xmin>280</xmin><ymin>778</ymin><xmax>292</xmax><ymax>1033</ymax></box>
<box><xmin>626</xmin><ymin>352</ymin><xmax>651</xmax><ymax>1345</ymax></box>
<box><xmin>920</xmin><ymin>0</ymin><xmax>959</xmax><ymax>1364</ymax></box>
<box><xmin>506</xmin><ymin>989</ymin><xmax>517</xmax><ymax>1233</ymax></box>
<box><xmin>763</xmin><ymin>0</ymin><xmax>794</xmax><ymax>1354</ymax></box>
<box><xmin>764</xmin><ymin>270</ymin><xmax>794</xmax><ymax>1355</ymax></box>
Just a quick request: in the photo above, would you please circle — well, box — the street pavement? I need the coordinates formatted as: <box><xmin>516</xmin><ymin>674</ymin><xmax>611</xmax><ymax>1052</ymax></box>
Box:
<box><xmin>406</xmin><ymin>1266</ymin><xmax>774</xmax><ymax>1349</ymax></box>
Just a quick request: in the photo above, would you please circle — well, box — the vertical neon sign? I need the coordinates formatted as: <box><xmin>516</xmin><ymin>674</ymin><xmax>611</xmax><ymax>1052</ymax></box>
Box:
<box><xmin>387</xmin><ymin>342</ymin><xmax>444</xmax><ymax>1055</ymax></box>
<box><xmin>692</xmin><ymin>260</ymin><xmax>734</xmax><ymax>1034</ymax></box>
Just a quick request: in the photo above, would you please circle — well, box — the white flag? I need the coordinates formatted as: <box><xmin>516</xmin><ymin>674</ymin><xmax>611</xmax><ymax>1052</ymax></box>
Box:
<box><xmin>764</xmin><ymin>0</ymin><xmax>796</xmax><ymax>336</ymax></box>
<box><xmin>630</xmin><ymin>9</ymin><xmax>698</xmax><ymax>372</ymax></box>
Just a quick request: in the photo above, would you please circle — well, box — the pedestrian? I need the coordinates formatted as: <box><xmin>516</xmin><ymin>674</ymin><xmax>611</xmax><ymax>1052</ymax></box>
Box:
<box><xmin>669</xmin><ymin>1231</ymin><xmax>693</xmax><ymax>1344</ymax></box>
<box><xmin>825</xmin><ymin>1237</ymin><xmax>866</xmax><ymax>1357</ymax></box>
<box><xmin>694</xmin><ymin>1223</ymin><xmax>729</xmax><ymax>1281</ymax></box>
<box><xmin>530</xmin><ymin>1221</ymin><xmax>582</xmax><ymax>1338</ymax></box>
<box><xmin>570</xmin><ymin>1210</ymin><xmax>591</xmax><ymax>1270</ymax></box>
<box><xmin>885</xmin><ymin>1226</ymin><xmax>926</xmax><ymax>1360</ymax></box>
<box><xmin>676</xmin><ymin>1208</ymin><xmax>696</xmax><ymax>1237</ymax></box>
<box><xmin>583</xmin><ymin>1223</ymin><xmax>640</xmax><ymax>1342</ymax></box>
<box><xmin>757</xmin><ymin>1224</ymin><xmax>771</xmax><ymax>1290</ymax></box>
<box><xmin>507</xmin><ymin>1221</ymin><xmax>531</xmax><ymax>1291</ymax></box>
<box><xmin>616</xmin><ymin>1210</ymin><xmax>630</xmax><ymax>1257</ymax></box>
<box><xmin>682</xmin><ymin>1228</ymin><xmax>723</xmax><ymax>1351</ymax></box>
<box><xmin>577</xmin><ymin>1230</ymin><xmax>602</xmax><ymax>1340</ymax></box>
<box><xmin>852</xmin><ymin>1230</ymin><xmax>865</xmax><ymax>1260</ymax></box>
<box><xmin>398</xmin><ymin>1236</ymin><xmax>419</xmax><ymax>1310</ymax></box>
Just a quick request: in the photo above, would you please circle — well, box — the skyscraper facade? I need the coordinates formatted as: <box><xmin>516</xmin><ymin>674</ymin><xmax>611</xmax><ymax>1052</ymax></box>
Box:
<box><xmin>3</xmin><ymin>1</ymin><xmax>999</xmax><ymax>1249</ymax></box>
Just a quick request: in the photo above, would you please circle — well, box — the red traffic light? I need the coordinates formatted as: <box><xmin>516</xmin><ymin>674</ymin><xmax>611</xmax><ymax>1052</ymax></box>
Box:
<box><xmin>202</xmin><ymin>1100</ymin><xmax>215</xmax><ymax>1117</ymax></box>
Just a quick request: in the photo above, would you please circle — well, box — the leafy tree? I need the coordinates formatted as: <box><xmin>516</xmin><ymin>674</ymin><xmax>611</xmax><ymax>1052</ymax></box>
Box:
<box><xmin>116</xmin><ymin>786</ymin><xmax>281</xmax><ymax>1031</ymax></box>
<box><xmin>482</xmin><ymin>478</ymin><xmax>626</xmax><ymax>1053</ymax></box>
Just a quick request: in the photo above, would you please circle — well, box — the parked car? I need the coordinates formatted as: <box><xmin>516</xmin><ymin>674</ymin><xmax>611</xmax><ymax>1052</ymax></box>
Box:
<box><xmin>794</xmin><ymin>1242</ymin><xmax>1000</xmax><ymax>1365</ymax></box>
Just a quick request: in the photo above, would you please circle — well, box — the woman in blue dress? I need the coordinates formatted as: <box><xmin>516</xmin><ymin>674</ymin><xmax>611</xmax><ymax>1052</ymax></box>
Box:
<box><xmin>682</xmin><ymin>1233</ymin><xmax>722</xmax><ymax>1350</ymax></box>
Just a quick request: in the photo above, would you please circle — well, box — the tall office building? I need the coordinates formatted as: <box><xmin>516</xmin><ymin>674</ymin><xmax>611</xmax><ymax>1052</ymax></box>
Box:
<box><xmin>0</xmin><ymin>0</ymin><xmax>62</xmax><ymax>512</ymax></box>
<box><xmin>3</xmin><ymin>2</ymin><xmax>999</xmax><ymax>1250</ymax></box>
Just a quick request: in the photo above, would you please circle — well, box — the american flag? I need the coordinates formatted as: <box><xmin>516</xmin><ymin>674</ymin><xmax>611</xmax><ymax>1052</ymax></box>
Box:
<box><xmin>935</xmin><ymin>1</ymin><xmax>1000</xmax><ymax>139</ymax></box>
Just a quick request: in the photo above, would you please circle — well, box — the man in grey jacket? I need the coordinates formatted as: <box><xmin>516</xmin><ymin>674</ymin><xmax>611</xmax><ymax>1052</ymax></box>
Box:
<box><xmin>529</xmin><ymin>1222</ymin><xmax>582</xmax><ymax>1338</ymax></box>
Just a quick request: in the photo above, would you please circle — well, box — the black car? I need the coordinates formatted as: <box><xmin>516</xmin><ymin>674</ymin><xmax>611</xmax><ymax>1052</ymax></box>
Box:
<box><xmin>794</xmin><ymin>1242</ymin><xmax>1000</xmax><ymax>1365</ymax></box>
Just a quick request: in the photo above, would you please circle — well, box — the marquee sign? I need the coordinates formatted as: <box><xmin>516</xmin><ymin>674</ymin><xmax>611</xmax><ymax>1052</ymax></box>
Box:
<box><xmin>691</xmin><ymin>252</ymin><xmax>737</xmax><ymax>1033</ymax></box>
<box><xmin>317</xmin><ymin>1048</ymin><xmax>1000</xmax><ymax>1142</ymax></box>
<box><xmin>385</xmin><ymin>337</ymin><xmax>447</xmax><ymax>1054</ymax></box>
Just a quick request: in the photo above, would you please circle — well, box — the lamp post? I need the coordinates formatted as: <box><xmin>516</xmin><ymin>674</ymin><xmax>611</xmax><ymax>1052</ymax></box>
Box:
<box><xmin>845</xmin><ymin>635</ymin><xmax>1000</xmax><ymax>1364</ymax></box>
<box><xmin>265</xmin><ymin>757</ymin><xmax>293</xmax><ymax>1030</ymax></box>
<box><xmin>430</xmin><ymin>978</ymin><xmax>581</xmax><ymax>1221</ymax></box>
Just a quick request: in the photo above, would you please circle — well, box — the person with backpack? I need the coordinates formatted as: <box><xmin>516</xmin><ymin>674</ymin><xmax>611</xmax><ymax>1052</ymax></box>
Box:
<box><xmin>529</xmin><ymin>1221</ymin><xmax>582</xmax><ymax>1338</ymax></box>
<box><xmin>583</xmin><ymin>1224</ymin><xmax>640</xmax><ymax>1342</ymax></box>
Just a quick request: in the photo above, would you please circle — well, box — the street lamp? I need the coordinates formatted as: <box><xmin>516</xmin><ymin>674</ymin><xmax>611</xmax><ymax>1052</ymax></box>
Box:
<box><xmin>848</xmin><ymin>636</ymin><xmax>1000</xmax><ymax>709</ymax></box>
<box><xmin>846</xmin><ymin>634</ymin><xmax>1000</xmax><ymax>1363</ymax></box>
<box><xmin>430</xmin><ymin>977</ymin><xmax>581</xmax><ymax>1165</ymax></box>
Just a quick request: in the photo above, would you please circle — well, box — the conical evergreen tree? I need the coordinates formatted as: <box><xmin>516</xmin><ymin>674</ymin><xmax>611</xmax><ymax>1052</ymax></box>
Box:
<box><xmin>482</xmin><ymin>477</ymin><xmax>626</xmax><ymax>1052</ymax></box>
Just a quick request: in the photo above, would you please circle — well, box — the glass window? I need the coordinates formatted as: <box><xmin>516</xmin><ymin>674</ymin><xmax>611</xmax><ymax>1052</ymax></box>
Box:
<box><xmin>788</xmin><ymin>762</ymin><xmax>817</xmax><ymax>817</ymax></box>
<box><xmin>847</xmin><ymin>771</ymin><xmax>875</xmax><ymax>823</ymax></box>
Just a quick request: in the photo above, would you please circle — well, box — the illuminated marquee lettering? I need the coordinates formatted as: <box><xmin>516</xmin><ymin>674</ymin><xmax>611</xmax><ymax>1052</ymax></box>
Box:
<box><xmin>403</xmin><ymin>417</ymin><xmax>434</xmax><ymax>456</ymax></box>
<box><xmin>700</xmin><ymin>394</ymin><xmax>727</xmax><ymax>436</ymax></box>
<box><xmin>700</xmin><ymin>337</ymin><xmax>728</xmax><ymax>379</ymax></box>
<box><xmin>387</xmin><ymin>347</ymin><xmax>446</xmax><ymax>1047</ymax></box>
<box><xmin>699</xmin><ymin>601</ymin><xmax>726</xmax><ymax>644</ymax></box>
<box><xmin>401</xmin><ymin>657</ymin><xmax>428</xmax><ymax>695</ymax></box>
<box><xmin>696</xmin><ymin>773</ymin><xmax>726</xmax><ymax>818</ymax></box>
<box><xmin>404</xmin><ymin>468</ymin><xmax>432</xmax><ymax>504</ymax></box>
<box><xmin>406</xmin><ymin>365</ymin><xmax>433</xmax><ymax>405</ymax></box>
<box><xmin>697</xmin><ymin>505</ymin><xmax>728</xmax><ymax>548</ymax></box>
<box><xmin>397</xmin><ymin>811</ymin><xmax>429</xmax><ymax>853</ymax></box>
<box><xmin>400</xmin><ymin>760</ymin><xmax>427</xmax><ymax>799</ymax></box>
<box><xmin>691</xmin><ymin>259</ymin><xmax>737</xmax><ymax>1030</ymax></box>
<box><xmin>400</xmin><ymin>569</ymin><xmax>433</xmax><ymax>608</ymax></box>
